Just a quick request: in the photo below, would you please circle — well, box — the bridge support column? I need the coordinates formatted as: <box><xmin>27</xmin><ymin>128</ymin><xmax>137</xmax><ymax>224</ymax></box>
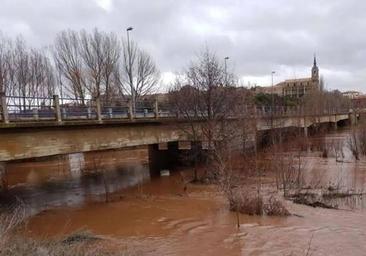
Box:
<box><xmin>333</xmin><ymin>121</ymin><xmax>338</xmax><ymax>130</ymax></box>
<box><xmin>0</xmin><ymin>92</ymin><xmax>9</xmax><ymax>124</ymax></box>
<box><xmin>304</xmin><ymin>126</ymin><xmax>308</xmax><ymax>138</ymax></box>
<box><xmin>53</xmin><ymin>95</ymin><xmax>62</xmax><ymax>123</ymax></box>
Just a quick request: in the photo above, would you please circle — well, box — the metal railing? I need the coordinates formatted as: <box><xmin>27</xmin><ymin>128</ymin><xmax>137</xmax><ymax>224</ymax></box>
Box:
<box><xmin>0</xmin><ymin>94</ymin><xmax>351</xmax><ymax>124</ymax></box>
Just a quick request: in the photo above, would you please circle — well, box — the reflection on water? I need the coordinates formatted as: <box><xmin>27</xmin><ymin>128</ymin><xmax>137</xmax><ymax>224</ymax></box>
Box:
<box><xmin>0</xmin><ymin>147</ymin><xmax>151</xmax><ymax>215</ymax></box>
<box><xmin>302</xmin><ymin>130</ymin><xmax>366</xmax><ymax>210</ymax></box>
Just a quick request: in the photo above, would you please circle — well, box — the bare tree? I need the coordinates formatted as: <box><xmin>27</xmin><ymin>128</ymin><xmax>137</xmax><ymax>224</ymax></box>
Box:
<box><xmin>302</xmin><ymin>87</ymin><xmax>351</xmax><ymax>116</ymax></box>
<box><xmin>9</xmin><ymin>38</ymin><xmax>31</xmax><ymax>109</ymax></box>
<box><xmin>79</xmin><ymin>29</ymin><xmax>104</xmax><ymax>99</ymax></box>
<box><xmin>118</xmin><ymin>39</ymin><xmax>160</xmax><ymax>113</ymax></box>
<box><xmin>0</xmin><ymin>34</ymin><xmax>12</xmax><ymax>94</ymax></box>
<box><xmin>101</xmin><ymin>32</ymin><xmax>121</xmax><ymax>105</ymax></box>
<box><xmin>28</xmin><ymin>49</ymin><xmax>56</xmax><ymax>99</ymax></box>
<box><xmin>79</xmin><ymin>29</ymin><xmax>121</xmax><ymax>104</ymax></box>
<box><xmin>169</xmin><ymin>48</ymin><xmax>250</xmax><ymax>181</ymax></box>
<box><xmin>54</xmin><ymin>30</ymin><xmax>87</xmax><ymax>104</ymax></box>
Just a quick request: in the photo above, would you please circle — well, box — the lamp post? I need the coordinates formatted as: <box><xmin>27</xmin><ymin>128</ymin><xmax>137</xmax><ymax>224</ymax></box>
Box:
<box><xmin>126</xmin><ymin>26</ymin><xmax>134</xmax><ymax>115</ymax></box>
<box><xmin>224</xmin><ymin>56</ymin><xmax>229</xmax><ymax>86</ymax></box>
<box><xmin>271</xmin><ymin>71</ymin><xmax>276</xmax><ymax>113</ymax></box>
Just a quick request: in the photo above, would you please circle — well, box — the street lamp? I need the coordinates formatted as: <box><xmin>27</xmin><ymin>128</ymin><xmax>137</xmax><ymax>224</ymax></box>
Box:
<box><xmin>126</xmin><ymin>27</ymin><xmax>133</xmax><ymax>43</ymax></box>
<box><xmin>271</xmin><ymin>71</ymin><xmax>276</xmax><ymax>110</ymax></box>
<box><xmin>270</xmin><ymin>71</ymin><xmax>276</xmax><ymax>144</ymax></box>
<box><xmin>271</xmin><ymin>71</ymin><xmax>276</xmax><ymax>91</ymax></box>
<box><xmin>126</xmin><ymin>27</ymin><xmax>134</xmax><ymax>114</ymax></box>
<box><xmin>224</xmin><ymin>57</ymin><xmax>229</xmax><ymax>86</ymax></box>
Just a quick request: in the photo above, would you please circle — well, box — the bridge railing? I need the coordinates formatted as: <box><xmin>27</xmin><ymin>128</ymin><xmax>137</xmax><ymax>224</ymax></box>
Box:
<box><xmin>5</xmin><ymin>95</ymin><xmax>56</xmax><ymax>122</ymax></box>
<box><xmin>59</xmin><ymin>97</ymin><xmax>97</xmax><ymax>120</ymax></box>
<box><xmin>0</xmin><ymin>94</ymin><xmax>351</xmax><ymax>124</ymax></box>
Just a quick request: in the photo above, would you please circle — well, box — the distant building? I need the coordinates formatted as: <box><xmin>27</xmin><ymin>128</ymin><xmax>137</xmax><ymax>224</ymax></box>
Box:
<box><xmin>352</xmin><ymin>95</ymin><xmax>366</xmax><ymax>109</ymax></box>
<box><xmin>342</xmin><ymin>91</ymin><xmax>362</xmax><ymax>99</ymax></box>
<box><xmin>255</xmin><ymin>56</ymin><xmax>320</xmax><ymax>98</ymax></box>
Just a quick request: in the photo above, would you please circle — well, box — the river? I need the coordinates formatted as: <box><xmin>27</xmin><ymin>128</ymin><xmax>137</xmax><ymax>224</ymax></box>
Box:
<box><xmin>1</xmin><ymin>129</ymin><xmax>366</xmax><ymax>255</ymax></box>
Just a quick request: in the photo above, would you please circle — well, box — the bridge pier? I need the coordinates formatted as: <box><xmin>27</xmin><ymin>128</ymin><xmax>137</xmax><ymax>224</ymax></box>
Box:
<box><xmin>304</xmin><ymin>126</ymin><xmax>308</xmax><ymax>138</ymax></box>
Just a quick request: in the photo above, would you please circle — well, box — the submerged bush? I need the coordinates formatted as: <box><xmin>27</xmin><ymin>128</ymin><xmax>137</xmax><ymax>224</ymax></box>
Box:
<box><xmin>264</xmin><ymin>196</ymin><xmax>291</xmax><ymax>216</ymax></box>
<box><xmin>229</xmin><ymin>193</ymin><xmax>264</xmax><ymax>215</ymax></box>
<box><xmin>228</xmin><ymin>191</ymin><xmax>290</xmax><ymax>216</ymax></box>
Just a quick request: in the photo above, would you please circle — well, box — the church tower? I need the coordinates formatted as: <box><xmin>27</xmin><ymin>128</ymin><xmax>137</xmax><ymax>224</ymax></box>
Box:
<box><xmin>311</xmin><ymin>55</ymin><xmax>319</xmax><ymax>82</ymax></box>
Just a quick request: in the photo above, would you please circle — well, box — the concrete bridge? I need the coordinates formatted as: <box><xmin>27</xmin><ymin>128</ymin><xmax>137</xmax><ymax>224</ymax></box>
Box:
<box><xmin>0</xmin><ymin>93</ymin><xmax>358</xmax><ymax>163</ymax></box>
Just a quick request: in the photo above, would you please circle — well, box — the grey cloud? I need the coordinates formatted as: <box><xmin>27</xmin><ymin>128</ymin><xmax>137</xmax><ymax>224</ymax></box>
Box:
<box><xmin>0</xmin><ymin>0</ymin><xmax>365</xmax><ymax>91</ymax></box>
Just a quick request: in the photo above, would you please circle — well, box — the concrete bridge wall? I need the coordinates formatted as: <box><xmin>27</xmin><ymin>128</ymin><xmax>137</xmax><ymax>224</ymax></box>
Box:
<box><xmin>0</xmin><ymin>113</ymin><xmax>352</xmax><ymax>162</ymax></box>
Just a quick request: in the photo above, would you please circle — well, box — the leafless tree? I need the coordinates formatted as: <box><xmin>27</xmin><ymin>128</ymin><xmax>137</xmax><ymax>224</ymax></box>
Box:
<box><xmin>117</xmin><ymin>38</ymin><xmax>160</xmax><ymax>113</ymax></box>
<box><xmin>302</xmin><ymin>87</ymin><xmax>351</xmax><ymax>116</ymax></box>
<box><xmin>54</xmin><ymin>30</ymin><xmax>87</xmax><ymax>104</ymax></box>
<box><xmin>101</xmin><ymin>32</ymin><xmax>121</xmax><ymax>105</ymax></box>
<box><xmin>169</xmin><ymin>48</ymin><xmax>253</xmax><ymax>183</ymax></box>
<box><xmin>0</xmin><ymin>34</ymin><xmax>12</xmax><ymax>94</ymax></box>
<box><xmin>79</xmin><ymin>29</ymin><xmax>121</xmax><ymax>104</ymax></box>
<box><xmin>3</xmin><ymin>38</ymin><xmax>55</xmax><ymax>110</ymax></box>
<box><xmin>28</xmin><ymin>49</ymin><xmax>56</xmax><ymax>99</ymax></box>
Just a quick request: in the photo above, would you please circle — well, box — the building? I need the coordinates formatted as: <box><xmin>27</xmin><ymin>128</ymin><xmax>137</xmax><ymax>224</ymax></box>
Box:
<box><xmin>255</xmin><ymin>56</ymin><xmax>320</xmax><ymax>98</ymax></box>
<box><xmin>342</xmin><ymin>91</ymin><xmax>362</xmax><ymax>99</ymax></box>
<box><xmin>352</xmin><ymin>95</ymin><xmax>366</xmax><ymax>109</ymax></box>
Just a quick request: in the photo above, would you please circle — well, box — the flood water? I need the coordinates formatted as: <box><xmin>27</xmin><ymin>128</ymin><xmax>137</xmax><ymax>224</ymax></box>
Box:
<box><xmin>2</xmin><ymin>129</ymin><xmax>366</xmax><ymax>255</ymax></box>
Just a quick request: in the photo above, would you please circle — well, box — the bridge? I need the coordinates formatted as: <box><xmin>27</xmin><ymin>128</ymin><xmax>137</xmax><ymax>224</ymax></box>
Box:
<box><xmin>0</xmin><ymin>94</ymin><xmax>356</xmax><ymax>162</ymax></box>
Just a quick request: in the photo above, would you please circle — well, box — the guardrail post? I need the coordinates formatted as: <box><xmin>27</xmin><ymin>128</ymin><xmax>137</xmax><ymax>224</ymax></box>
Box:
<box><xmin>87</xmin><ymin>107</ymin><xmax>92</xmax><ymax>119</ymax></box>
<box><xmin>0</xmin><ymin>92</ymin><xmax>9</xmax><ymax>124</ymax></box>
<box><xmin>53</xmin><ymin>95</ymin><xmax>62</xmax><ymax>122</ymax></box>
<box><xmin>108</xmin><ymin>107</ymin><xmax>113</xmax><ymax>118</ymax></box>
<box><xmin>154</xmin><ymin>100</ymin><xmax>159</xmax><ymax>119</ymax></box>
<box><xmin>32</xmin><ymin>108</ymin><xmax>39</xmax><ymax>120</ymax></box>
<box><xmin>62</xmin><ymin>108</ymin><xmax>67</xmax><ymax>119</ymax></box>
<box><xmin>128</xmin><ymin>101</ymin><xmax>134</xmax><ymax>120</ymax></box>
<box><xmin>96</xmin><ymin>97</ymin><xmax>102</xmax><ymax>122</ymax></box>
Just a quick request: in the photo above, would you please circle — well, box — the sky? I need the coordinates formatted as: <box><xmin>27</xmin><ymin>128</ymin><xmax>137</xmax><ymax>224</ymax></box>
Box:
<box><xmin>0</xmin><ymin>0</ymin><xmax>365</xmax><ymax>92</ymax></box>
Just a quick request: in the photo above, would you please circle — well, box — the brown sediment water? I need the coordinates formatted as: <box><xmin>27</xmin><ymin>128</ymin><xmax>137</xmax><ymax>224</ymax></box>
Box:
<box><xmin>3</xmin><ymin>129</ymin><xmax>366</xmax><ymax>255</ymax></box>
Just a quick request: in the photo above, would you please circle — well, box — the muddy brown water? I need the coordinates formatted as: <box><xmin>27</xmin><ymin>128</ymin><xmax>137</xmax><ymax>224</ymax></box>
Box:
<box><xmin>2</xmin><ymin>129</ymin><xmax>366</xmax><ymax>255</ymax></box>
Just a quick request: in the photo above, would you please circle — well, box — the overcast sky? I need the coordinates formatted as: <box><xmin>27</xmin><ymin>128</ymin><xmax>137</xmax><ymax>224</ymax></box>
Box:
<box><xmin>0</xmin><ymin>0</ymin><xmax>365</xmax><ymax>92</ymax></box>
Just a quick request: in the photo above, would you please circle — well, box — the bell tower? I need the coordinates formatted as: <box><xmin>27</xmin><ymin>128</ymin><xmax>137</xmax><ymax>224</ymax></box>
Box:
<box><xmin>311</xmin><ymin>55</ymin><xmax>319</xmax><ymax>82</ymax></box>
